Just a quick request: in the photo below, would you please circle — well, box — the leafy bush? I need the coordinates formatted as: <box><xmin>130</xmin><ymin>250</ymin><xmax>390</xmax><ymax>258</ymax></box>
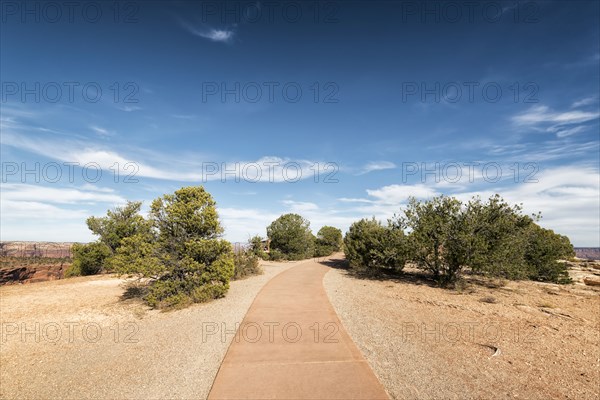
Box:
<box><xmin>86</xmin><ymin>201</ymin><xmax>152</xmax><ymax>252</ymax></box>
<box><xmin>249</xmin><ymin>235</ymin><xmax>269</xmax><ymax>260</ymax></box>
<box><xmin>267</xmin><ymin>213</ymin><xmax>315</xmax><ymax>260</ymax></box>
<box><xmin>344</xmin><ymin>218</ymin><xmax>407</xmax><ymax>274</ymax></box>
<box><xmin>462</xmin><ymin>195</ymin><xmax>532</xmax><ymax>280</ymax></box>
<box><xmin>524</xmin><ymin>224</ymin><xmax>574</xmax><ymax>283</ymax></box>
<box><xmin>64</xmin><ymin>264</ymin><xmax>80</xmax><ymax>278</ymax></box>
<box><xmin>314</xmin><ymin>244</ymin><xmax>333</xmax><ymax>257</ymax></box>
<box><xmin>233</xmin><ymin>250</ymin><xmax>263</xmax><ymax>280</ymax></box>
<box><xmin>314</xmin><ymin>226</ymin><xmax>343</xmax><ymax>257</ymax></box>
<box><xmin>268</xmin><ymin>248</ymin><xmax>286</xmax><ymax>261</ymax></box>
<box><xmin>401</xmin><ymin>196</ymin><xmax>468</xmax><ymax>284</ymax></box>
<box><xmin>108</xmin><ymin>234</ymin><xmax>163</xmax><ymax>277</ymax></box>
<box><xmin>107</xmin><ymin>186</ymin><xmax>235</xmax><ymax>309</ymax></box>
<box><xmin>67</xmin><ymin>242</ymin><xmax>112</xmax><ymax>276</ymax></box>
<box><xmin>397</xmin><ymin>194</ymin><xmax>575</xmax><ymax>285</ymax></box>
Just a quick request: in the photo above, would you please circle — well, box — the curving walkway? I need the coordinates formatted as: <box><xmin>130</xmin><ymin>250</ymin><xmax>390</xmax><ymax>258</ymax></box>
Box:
<box><xmin>208</xmin><ymin>257</ymin><xmax>389</xmax><ymax>399</ymax></box>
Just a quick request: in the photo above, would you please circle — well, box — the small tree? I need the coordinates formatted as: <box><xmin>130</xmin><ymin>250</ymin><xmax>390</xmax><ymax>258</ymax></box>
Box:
<box><xmin>403</xmin><ymin>196</ymin><xmax>470</xmax><ymax>284</ymax></box>
<box><xmin>344</xmin><ymin>218</ymin><xmax>407</xmax><ymax>274</ymax></box>
<box><xmin>524</xmin><ymin>224</ymin><xmax>574</xmax><ymax>283</ymax></box>
<box><xmin>108</xmin><ymin>234</ymin><xmax>163</xmax><ymax>277</ymax></box>
<box><xmin>249</xmin><ymin>235</ymin><xmax>268</xmax><ymax>260</ymax></box>
<box><xmin>314</xmin><ymin>226</ymin><xmax>343</xmax><ymax>257</ymax></box>
<box><xmin>402</xmin><ymin>194</ymin><xmax>575</xmax><ymax>285</ymax></box>
<box><xmin>86</xmin><ymin>201</ymin><xmax>152</xmax><ymax>253</ymax></box>
<box><xmin>233</xmin><ymin>249</ymin><xmax>262</xmax><ymax>280</ymax></box>
<box><xmin>464</xmin><ymin>195</ymin><xmax>533</xmax><ymax>279</ymax></box>
<box><xmin>67</xmin><ymin>242</ymin><xmax>112</xmax><ymax>276</ymax></box>
<box><xmin>267</xmin><ymin>213</ymin><xmax>315</xmax><ymax>260</ymax></box>
<box><xmin>112</xmin><ymin>187</ymin><xmax>234</xmax><ymax>308</ymax></box>
<box><xmin>150</xmin><ymin>187</ymin><xmax>223</xmax><ymax>256</ymax></box>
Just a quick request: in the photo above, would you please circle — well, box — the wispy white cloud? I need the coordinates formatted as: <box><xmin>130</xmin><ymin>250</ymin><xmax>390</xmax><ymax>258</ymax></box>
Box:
<box><xmin>453</xmin><ymin>165</ymin><xmax>600</xmax><ymax>246</ymax></box>
<box><xmin>485</xmin><ymin>140</ymin><xmax>598</xmax><ymax>161</ymax></box>
<box><xmin>218</xmin><ymin>200</ymin><xmax>360</xmax><ymax>243</ymax></box>
<box><xmin>1</xmin><ymin>200</ymin><xmax>89</xmax><ymax>220</ymax></box>
<box><xmin>366</xmin><ymin>184</ymin><xmax>437</xmax><ymax>204</ymax></box>
<box><xmin>282</xmin><ymin>200</ymin><xmax>319</xmax><ymax>213</ymax></box>
<box><xmin>179</xmin><ymin>20</ymin><xmax>235</xmax><ymax>43</ymax></box>
<box><xmin>1</xmin><ymin>133</ymin><xmax>331</xmax><ymax>183</ymax></box>
<box><xmin>358</xmin><ymin>161</ymin><xmax>396</xmax><ymax>175</ymax></box>
<box><xmin>571</xmin><ymin>96</ymin><xmax>597</xmax><ymax>108</ymax></box>
<box><xmin>0</xmin><ymin>183</ymin><xmax>127</xmax><ymax>241</ymax></box>
<box><xmin>218</xmin><ymin>207</ymin><xmax>280</xmax><ymax>242</ymax></box>
<box><xmin>117</xmin><ymin>105</ymin><xmax>142</xmax><ymax>112</ymax></box>
<box><xmin>1</xmin><ymin>183</ymin><xmax>126</xmax><ymax>205</ymax></box>
<box><xmin>90</xmin><ymin>125</ymin><xmax>113</xmax><ymax>137</ymax></box>
<box><xmin>550</xmin><ymin>125</ymin><xmax>588</xmax><ymax>138</ymax></box>
<box><xmin>511</xmin><ymin>104</ymin><xmax>599</xmax><ymax>139</ymax></box>
<box><xmin>1</xmin><ymin>182</ymin><xmax>135</xmax><ymax>241</ymax></box>
<box><xmin>512</xmin><ymin>105</ymin><xmax>599</xmax><ymax>127</ymax></box>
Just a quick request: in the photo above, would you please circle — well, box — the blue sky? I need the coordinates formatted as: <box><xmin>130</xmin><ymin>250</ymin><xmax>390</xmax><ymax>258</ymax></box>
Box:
<box><xmin>1</xmin><ymin>0</ymin><xmax>599</xmax><ymax>246</ymax></box>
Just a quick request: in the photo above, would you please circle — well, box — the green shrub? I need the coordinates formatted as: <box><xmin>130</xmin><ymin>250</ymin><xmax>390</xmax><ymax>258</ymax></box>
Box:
<box><xmin>64</xmin><ymin>263</ymin><xmax>81</xmax><ymax>278</ymax></box>
<box><xmin>86</xmin><ymin>201</ymin><xmax>152</xmax><ymax>252</ymax></box>
<box><xmin>268</xmin><ymin>249</ymin><xmax>286</xmax><ymax>261</ymax></box>
<box><xmin>524</xmin><ymin>224</ymin><xmax>574</xmax><ymax>283</ymax></box>
<box><xmin>233</xmin><ymin>250</ymin><xmax>263</xmax><ymax>280</ymax></box>
<box><xmin>249</xmin><ymin>235</ymin><xmax>269</xmax><ymax>260</ymax></box>
<box><xmin>68</xmin><ymin>242</ymin><xmax>112</xmax><ymax>276</ymax></box>
<box><xmin>109</xmin><ymin>234</ymin><xmax>163</xmax><ymax>277</ymax></box>
<box><xmin>94</xmin><ymin>186</ymin><xmax>235</xmax><ymax>309</ymax></box>
<box><xmin>314</xmin><ymin>226</ymin><xmax>343</xmax><ymax>257</ymax></box>
<box><xmin>398</xmin><ymin>194</ymin><xmax>575</xmax><ymax>285</ymax></box>
<box><xmin>462</xmin><ymin>195</ymin><xmax>532</xmax><ymax>280</ymax></box>
<box><xmin>314</xmin><ymin>244</ymin><xmax>333</xmax><ymax>257</ymax></box>
<box><xmin>344</xmin><ymin>218</ymin><xmax>407</xmax><ymax>274</ymax></box>
<box><xmin>267</xmin><ymin>213</ymin><xmax>315</xmax><ymax>260</ymax></box>
<box><xmin>142</xmin><ymin>241</ymin><xmax>234</xmax><ymax>308</ymax></box>
<box><xmin>401</xmin><ymin>196</ymin><xmax>469</xmax><ymax>284</ymax></box>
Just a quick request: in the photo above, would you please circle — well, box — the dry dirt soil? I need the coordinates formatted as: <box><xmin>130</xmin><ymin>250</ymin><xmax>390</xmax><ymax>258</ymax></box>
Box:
<box><xmin>0</xmin><ymin>260</ymin><xmax>300</xmax><ymax>399</ymax></box>
<box><xmin>324</xmin><ymin>261</ymin><xmax>600</xmax><ymax>400</ymax></box>
<box><xmin>1</xmin><ymin>256</ymin><xmax>599</xmax><ymax>399</ymax></box>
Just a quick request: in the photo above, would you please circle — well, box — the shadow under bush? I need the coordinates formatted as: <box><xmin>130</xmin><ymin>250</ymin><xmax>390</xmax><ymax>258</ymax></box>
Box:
<box><xmin>120</xmin><ymin>280</ymin><xmax>150</xmax><ymax>300</ymax></box>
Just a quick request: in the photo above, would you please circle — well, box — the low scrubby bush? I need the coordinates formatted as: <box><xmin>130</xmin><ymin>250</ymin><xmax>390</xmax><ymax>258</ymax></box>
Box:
<box><xmin>344</xmin><ymin>218</ymin><xmax>407</xmax><ymax>275</ymax></box>
<box><xmin>233</xmin><ymin>250</ymin><xmax>263</xmax><ymax>280</ymax></box>
<box><xmin>390</xmin><ymin>194</ymin><xmax>574</xmax><ymax>285</ymax></box>
<box><xmin>402</xmin><ymin>196</ymin><xmax>468</xmax><ymax>284</ymax></box>
<box><xmin>249</xmin><ymin>235</ymin><xmax>269</xmax><ymax>260</ymax></box>
<box><xmin>524</xmin><ymin>224</ymin><xmax>574</xmax><ymax>283</ymax></box>
<box><xmin>84</xmin><ymin>186</ymin><xmax>236</xmax><ymax>309</ymax></box>
<box><xmin>267</xmin><ymin>213</ymin><xmax>315</xmax><ymax>260</ymax></box>
<box><xmin>66</xmin><ymin>242</ymin><xmax>112</xmax><ymax>276</ymax></box>
<box><xmin>314</xmin><ymin>226</ymin><xmax>343</xmax><ymax>257</ymax></box>
<box><xmin>268</xmin><ymin>248</ymin><xmax>286</xmax><ymax>261</ymax></box>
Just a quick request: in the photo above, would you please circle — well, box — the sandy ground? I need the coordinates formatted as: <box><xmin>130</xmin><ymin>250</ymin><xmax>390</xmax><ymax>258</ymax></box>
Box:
<box><xmin>0</xmin><ymin>259</ymin><xmax>301</xmax><ymax>400</ymax></box>
<box><xmin>2</xmin><ymin>255</ymin><xmax>599</xmax><ymax>399</ymax></box>
<box><xmin>323</xmin><ymin>260</ymin><xmax>600</xmax><ymax>400</ymax></box>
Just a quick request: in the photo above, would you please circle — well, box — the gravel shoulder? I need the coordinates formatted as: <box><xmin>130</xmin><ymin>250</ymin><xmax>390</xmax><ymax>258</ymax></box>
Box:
<box><xmin>323</xmin><ymin>262</ymin><xmax>600</xmax><ymax>400</ymax></box>
<box><xmin>0</xmin><ymin>259</ymin><xmax>303</xmax><ymax>399</ymax></box>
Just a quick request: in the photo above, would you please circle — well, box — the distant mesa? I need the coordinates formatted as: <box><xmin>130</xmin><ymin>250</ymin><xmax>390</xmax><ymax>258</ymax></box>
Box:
<box><xmin>574</xmin><ymin>248</ymin><xmax>600</xmax><ymax>260</ymax></box>
<box><xmin>0</xmin><ymin>241</ymin><xmax>74</xmax><ymax>258</ymax></box>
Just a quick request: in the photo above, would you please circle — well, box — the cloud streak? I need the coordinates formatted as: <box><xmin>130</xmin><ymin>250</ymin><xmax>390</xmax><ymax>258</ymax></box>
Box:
<box><xmin>1</xmin><ymin>133</ymin><xmax>333</xmax><ymax>183</ymax></box>
<box><xmin>358</xmin><ymin>161</ymin><xmax>396</xmax><ymax>175</ymax></box>
<box><xmin>512</xmin><ymin>105</ymin><xmax>599</xmax><ymax>127</ymax></box>
<box><xmin>179</xmin><ymin>20</ymin><xmax>235</xmax><ymax>43</ymax></box>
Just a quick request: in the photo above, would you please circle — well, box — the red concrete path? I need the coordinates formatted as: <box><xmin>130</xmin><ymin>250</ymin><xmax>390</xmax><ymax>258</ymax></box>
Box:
<box><xmin>208</xmin><ymin>257</ymin><xmax>389</xmax><ymax>399</ymax></box>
